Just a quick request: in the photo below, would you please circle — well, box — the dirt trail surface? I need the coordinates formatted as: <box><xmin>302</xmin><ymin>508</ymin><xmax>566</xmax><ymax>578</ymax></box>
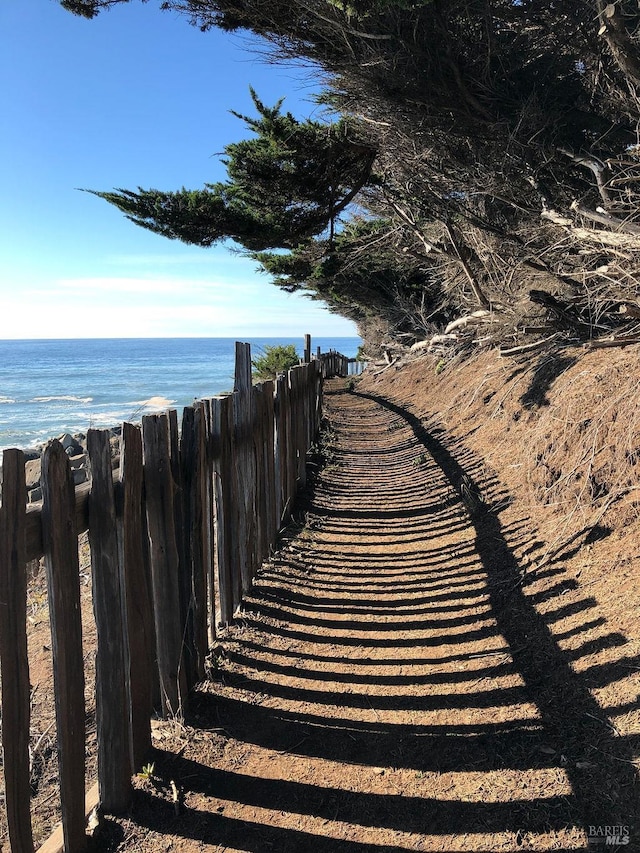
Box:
<box><xmin>83</xmin><ymin>378</ymin><xmax>638</xmax><ymax>853</ymax></box>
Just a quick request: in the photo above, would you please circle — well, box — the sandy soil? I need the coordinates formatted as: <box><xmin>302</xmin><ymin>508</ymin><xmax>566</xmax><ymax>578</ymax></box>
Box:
<box><xmin>2</xmin><ymin>350</ymin><xmax>639</xmax><ymax>852</ymax></box>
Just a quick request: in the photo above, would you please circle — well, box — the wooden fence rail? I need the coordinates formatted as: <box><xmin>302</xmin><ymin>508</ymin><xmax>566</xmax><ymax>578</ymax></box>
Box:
<box><xmin>0</xmin><ymin>340</ymin><xmax>353</xmax><ymax>853</ymax></box>
<box><xmin>317</xmin><ymin>350</ymin><xmax>367</xmax><ymax>378</ymax></box>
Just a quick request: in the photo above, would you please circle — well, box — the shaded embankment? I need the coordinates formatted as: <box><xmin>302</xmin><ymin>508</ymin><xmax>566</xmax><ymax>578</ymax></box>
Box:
<box><xmin>110</xmin><ymin>382</ymin><xmax>638</xmax><ymax>852</ymax></box>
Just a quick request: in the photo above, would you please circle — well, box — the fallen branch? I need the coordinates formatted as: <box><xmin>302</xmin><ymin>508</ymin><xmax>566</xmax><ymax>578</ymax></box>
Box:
<box><xmin>445</xmin><ymin>310</ymin><xmax>491</xmax><ymax>334</ymax></box>
<box><xmin>517</xmin><ymin>325</ymin><xmax>557</xmax><ymax>335</ymax></box>
<box><xmin>583</xmin><ymin>335</ymin><xmax>640</xmax><ymax>349</ymax></box>
<box><xmin>410</xmin><ymin>339</ymin><xmax>432</xmax><ymax>352</ymax></box>
<box><xmin>571</xmin><ymin>201</ymin><xmax>640</xmax><ymax>236</ymax></box>
<box><xmin>541</xmin><ymin>205</ymin><xmax>640</xmax><ymax>246</ymax></box>
<box><xmin>444</xmin><ymin>221</ymin><xmax>491</xmax><ymax>310</ymax></box>
<box><xmin>499</xmin><ymin>333</ymin><xmax>560</xmax><ymax>357</ymax></box>
<box><xmin>541</xmin><ymin>207</ymin><xmax>573</xmax><ymax>227</ymax></box>
<box><xmin>370</xmin><ymin>357</ymin><xmax>399</xmax><ymax>376</ymax></box>
<box><xmin>618</xmin><ymin>303</ymin><xmax>640</xmax><ymax>319</ymax></box>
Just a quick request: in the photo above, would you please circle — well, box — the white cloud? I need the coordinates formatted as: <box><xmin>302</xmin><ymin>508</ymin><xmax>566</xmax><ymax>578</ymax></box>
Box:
<box><xmin>53</xmin><ymin>276</ymin><xmax>196</xmax><ymax>295</ymax></box>
<box><xmin>105</xmin><ymin>252</ymin><xmax>220</xmax><ymax>266</ymax></box>
<box><xmin>50</xmin><ymin>274</ymin><xmax>278</xmax><ymax>307</ymax></box>
<box><xmin>0</xmin><ymin>275</ymin><xmax>357</xmax><ymax>339</ymax></box>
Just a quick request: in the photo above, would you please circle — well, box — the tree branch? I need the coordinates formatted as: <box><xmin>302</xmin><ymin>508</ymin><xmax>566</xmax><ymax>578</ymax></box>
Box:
<box><xmin>558</xmin><ymin>147</ymin><xmax>613</xmax><ymax>208</ymax></box>
<box><xmin>443</xmin><ymin>222</ymin><xmax>491</xmax><ymax>310</ymax></box>
<box><xmin>571</xmin><ymin>201</ymin><xmax>640</xmax><ymax>235</ymax></box>
<box><xmin>596</xmin><ymin>0</ymin><xmax>640</xmax><ymax>89</ymax></box>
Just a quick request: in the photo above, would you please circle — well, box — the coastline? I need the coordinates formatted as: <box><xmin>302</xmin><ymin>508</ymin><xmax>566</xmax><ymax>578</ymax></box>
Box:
<box><xmin>1</xmin><ymin>426</ymin><xmax>122</xmax><ymax>505</ymax></box>
<box><xmin>0</xmin><ymin>336</ymin><xmax>361</xmax><ymax>452</ymax></box>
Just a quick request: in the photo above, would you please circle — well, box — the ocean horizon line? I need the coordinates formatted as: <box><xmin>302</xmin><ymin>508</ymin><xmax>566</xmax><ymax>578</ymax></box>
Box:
<box><xmin>0</xmin><ymin>336</ymin><xmax>362</xmax><ymax>452</ymax></box>
<box><xmin>0</xmin><ymin>334</ymin><xmax>360</xmax><ymax>343</ymax></box>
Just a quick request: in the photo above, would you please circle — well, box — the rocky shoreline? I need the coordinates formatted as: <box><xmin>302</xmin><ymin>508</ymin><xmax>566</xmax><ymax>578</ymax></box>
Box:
<box><xmin>6</xmin><ymin>427</ymin><xmax>122</xmax><ymax>504</ymax></box>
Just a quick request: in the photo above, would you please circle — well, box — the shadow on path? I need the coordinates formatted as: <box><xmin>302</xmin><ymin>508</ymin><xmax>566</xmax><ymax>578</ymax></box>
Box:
<box><xmin>356</xmin><ymin>389</ymin><xmax>639</xmax><ymax>835</ymax></box>
<box><xmin>99</xmin><ymin>385</ymin><xmax>639</xmax><ymax>852</ymax></box>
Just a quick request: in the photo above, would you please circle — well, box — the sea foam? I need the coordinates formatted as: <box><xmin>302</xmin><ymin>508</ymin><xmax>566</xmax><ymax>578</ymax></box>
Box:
<box><xmin>31</xmin><ymin>395</ymin><xmax>93</xmax><ymax>404</ymax></box>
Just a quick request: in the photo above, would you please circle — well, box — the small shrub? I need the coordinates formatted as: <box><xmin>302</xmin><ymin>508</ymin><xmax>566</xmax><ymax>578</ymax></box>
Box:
<box><xmin>252</xmin><ymin>344</ymin><xmax>300</xmax><ymax>381</ymax></box>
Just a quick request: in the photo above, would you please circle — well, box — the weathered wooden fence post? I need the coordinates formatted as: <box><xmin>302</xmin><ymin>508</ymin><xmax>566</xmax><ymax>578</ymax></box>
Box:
<box><xmin>305</xmin><ymin>362</ymin><xmax>315</xmax><ymax>452</ymax></box>
<box><xmin>233</xmin><ymin>342</ymin><xmax>255</xmax><ymax>595</ymax></box>
<box><xmin>41</xmin><ymin>440</ymin><xmax>87</xmax><ymax>853</ymax></box>
<box><xmin>250</xmin><ymin>380</ymin><xmax>276</xmax><ymax>568</ymax></box>
<box><xmin>142</xmin><ymin>413</ymin><xmax>186</xmax><ymax>718</ymax></box>
<box><xmin>203</xmin><ymin>402</ymin><xmax>218</xmax><ymax>643</ymax></box>
<box><xmin>168</xmin><ymin>409</ymin><xmax>189</xmax><ymax>660</ymax></box>
<box><xmin>87</xmin><ymin>429</ymin><xmax>132</xmax><ymax>814</ymax></box>
<box><xmin>261</xmin><ymin>379</ymin><xmax>277</xmax><ymax>551</ymax></box>
<box><xmin>117</xmin><ymin>422</ymin><xmax>154</xmax><ymax>770</ymax></box>
<box><xmin>273</xmin><ymin>373</ymin><xmax>285</xmax><ymax>526</ymax></box>
<box><xmin>210</xmin><ymin>394</ymin><xmax>235</xmax><ymax>624</ymax></box>
<box><xmin>201</xmin><ymin>399</ymin><xmax>217</xmax><ymax>639</ymax></box>
<box><xmin>315</xmin><ymin>360</ymin><xmax>324</xmax><ymax>435</ymax></box>
<box><xmin>180</xmin><ymin>405</ymin><xmax>209</xmax><ymax>689</ymax></box>
<box><xmin>282</xmin><ymin>369</ymin><xmax>296</xmax><ymax>517</ymax></box>
<box><xmin>304</xmin><ymin>333</ymin><xmax>311</xmax><ymax>364</ymax></box>
<box><xmin>251</xmin><ymin>383</ymin><xmax>266</xmax><ymax>570</ymax></box>
<box><xmin>0</xmin><ymin>449</ymin><xmax>34</xmax><ymax>853</ymax></box>
<box><xmin>290</xmin><ymin>367</ymin><xmax>306</xmax><ymax>488</ymax></box>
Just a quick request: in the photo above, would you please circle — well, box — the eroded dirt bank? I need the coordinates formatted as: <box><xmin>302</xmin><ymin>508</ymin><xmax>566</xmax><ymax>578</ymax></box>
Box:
<box><xmin>84</xmin><ymin>356</ymin><xmax>639</xmax><ymax>853</ymax></box>
<box><xmin>360</xmin><ymin>347</ymin><xmax>640</xmax><ymax>644</ymax></box>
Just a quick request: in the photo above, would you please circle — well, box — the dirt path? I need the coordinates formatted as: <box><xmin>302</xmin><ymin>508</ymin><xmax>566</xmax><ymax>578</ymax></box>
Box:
<box><xmin>97</xmin><ymin>382</ymin><xmax>638</xmax><ymax>853</ymax></box>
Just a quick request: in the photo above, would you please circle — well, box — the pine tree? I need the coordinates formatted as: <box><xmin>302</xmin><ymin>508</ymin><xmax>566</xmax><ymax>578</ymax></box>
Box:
<box><xmin>88</xmin><ymin>90</ymin><xmax>375</xmax><ymax>252</ymax></box>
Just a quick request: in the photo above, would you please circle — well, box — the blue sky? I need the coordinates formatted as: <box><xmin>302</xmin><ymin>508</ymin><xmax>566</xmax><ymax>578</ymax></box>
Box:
<box><xmin>0</xmin><ymin>0</ymin><xmax>358</xmax><ymax>339</ymax></box>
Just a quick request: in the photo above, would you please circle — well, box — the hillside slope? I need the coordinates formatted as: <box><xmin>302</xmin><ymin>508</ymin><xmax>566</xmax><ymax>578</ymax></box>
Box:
<box><xmin>360</xmin><ymin>347</ymin><xmax>640</xmax><ymax>644</ymax></box>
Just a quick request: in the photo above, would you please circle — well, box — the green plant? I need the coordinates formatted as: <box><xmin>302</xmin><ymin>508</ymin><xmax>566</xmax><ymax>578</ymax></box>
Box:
<box><xmin>137</xmin><ymin>762</ymin><xmax>155</xmax><ymax>781</ymax></box>
<box><xmin>252</xmin><ymin>344</ymin><xmax>300</xmax><ymax>380</ymax></box>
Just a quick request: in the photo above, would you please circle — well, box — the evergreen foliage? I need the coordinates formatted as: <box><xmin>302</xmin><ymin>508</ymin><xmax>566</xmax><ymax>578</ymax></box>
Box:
<box><xmin>255</xmin><ymin>218</ymin><xmax>451</xmax><ymax>338</ymax></box>
<box><xmin>60</xmin><ymin>0</ymin><xmax>136</xmax><ymax>17</ymax></box>
<box><xmin>251</xmin><ymin>344</ymin><xmax>300</xmax><ymax>380</ymax></box>
<box><xmin>86</xmin><ymin>90</ymin><xmax>376</xmax><ymax>252</ymax></box>
<box><xmin>62</xmin><ymin>0</ymin><xmax>640</xmax><ymax>352</ymax></box>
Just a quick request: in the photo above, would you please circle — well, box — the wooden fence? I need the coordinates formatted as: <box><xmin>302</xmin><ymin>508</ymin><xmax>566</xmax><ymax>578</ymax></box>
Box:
<box><xmin>0</xmin><ymin>341</ymin><xmax>352</xmax><ymax>853</ymax></box>
<box><xmin>317</xmin><ymin>350</ymin><xmax>366</xmax><ymax>378</ymax></box>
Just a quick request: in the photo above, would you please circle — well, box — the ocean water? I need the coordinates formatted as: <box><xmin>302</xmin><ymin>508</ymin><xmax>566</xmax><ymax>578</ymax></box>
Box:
<box><xmin>0</xmin><ymin>337</ymin><xmax>361</xmax><ymax>452</ymax></box>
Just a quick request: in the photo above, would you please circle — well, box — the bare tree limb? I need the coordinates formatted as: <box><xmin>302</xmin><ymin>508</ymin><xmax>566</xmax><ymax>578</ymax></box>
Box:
<box><xmin>596</xmin><ymin>0</ymin><xmax>640</xmax><ymax>89</ymax></box>
<box><xmin>444</xmin><ymin>222</ymin><xmax>491</xmax><ymax>310</ymax></box>
<box><xmin>571</xmin><ymin>201</ymin><xmax>640</xmax><ymax>235</ymax></box>
<box><xmin>499</xmin><ymin>334</ymin><xmax>560</xmax><ymax>356</ymax></box>
<box><xmin>558</xmin><ymin>147</ymin><xmax>613</xmax><ymax>208</ymax></box>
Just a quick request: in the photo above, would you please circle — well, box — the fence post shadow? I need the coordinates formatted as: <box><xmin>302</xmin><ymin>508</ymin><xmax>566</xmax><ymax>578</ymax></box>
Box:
<box><xmin>355</xmin><ymin>389</ymin><xmax>639</xmax><ymax>838</ymax></box>
<box><xmin>0</xmin><ymin>338</ymin><xmax>351</xmax><ymax>852</ymax></box>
